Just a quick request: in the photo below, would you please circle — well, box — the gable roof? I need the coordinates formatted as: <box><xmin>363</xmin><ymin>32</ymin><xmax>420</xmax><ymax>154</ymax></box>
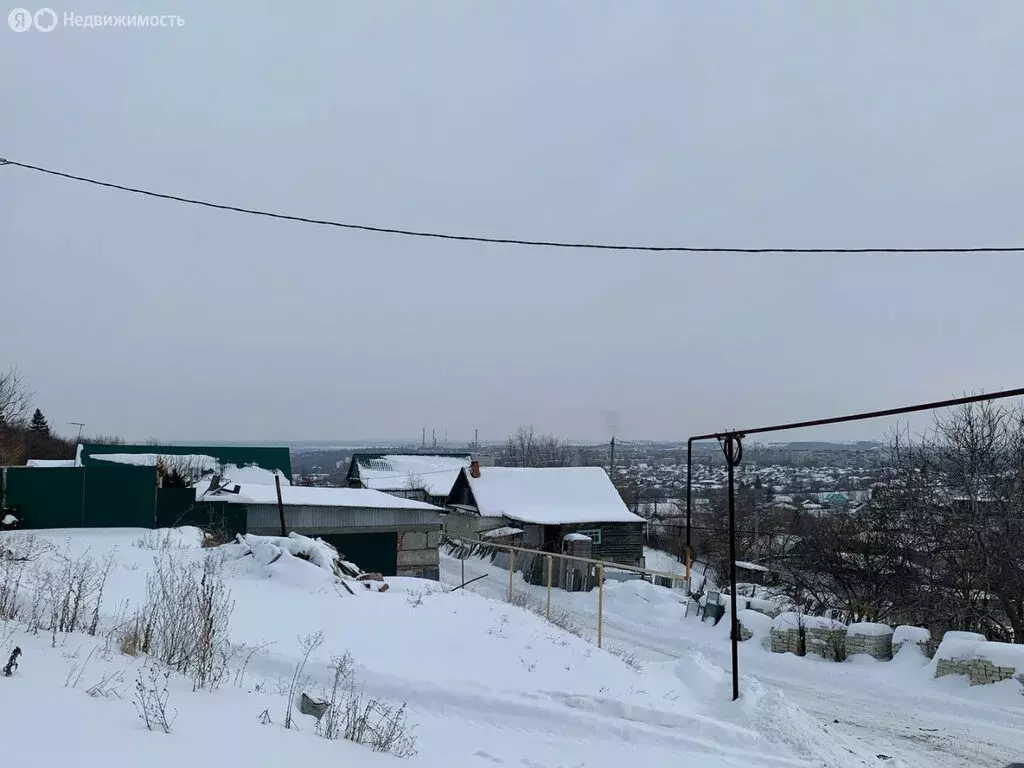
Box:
<box><xmin>454</xmin><ymin>466</ymin><xmax>643</xmax><ymax>525</ymax></box>
<box><xmin>348</xmin><ymin>453</ymin><xmax>471</xmax><ymax>497</ymax></box>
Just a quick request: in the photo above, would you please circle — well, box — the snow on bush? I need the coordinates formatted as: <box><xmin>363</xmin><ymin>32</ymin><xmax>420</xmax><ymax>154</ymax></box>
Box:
<box><xmin>846</xmin><ymin>622</ymin><xmax>892</xmax><ymax>637</ymax></box>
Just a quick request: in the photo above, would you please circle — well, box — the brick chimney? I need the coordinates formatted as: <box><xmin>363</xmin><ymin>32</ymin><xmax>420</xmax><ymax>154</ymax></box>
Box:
<box><xmin>470</xmin><ymin>460</ymin><xmax>481</xmax><ymax>478</ymax></box>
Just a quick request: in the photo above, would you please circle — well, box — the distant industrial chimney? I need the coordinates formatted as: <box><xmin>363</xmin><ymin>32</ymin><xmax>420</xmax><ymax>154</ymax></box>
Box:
<box><xmin>470</xmin><ymin>460</ymin><xmax>481</xmax><ymax>478</ymax></box>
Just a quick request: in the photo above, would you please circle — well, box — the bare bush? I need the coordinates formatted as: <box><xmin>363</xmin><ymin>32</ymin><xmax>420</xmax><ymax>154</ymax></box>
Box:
<box><xmin>608</xmin><ymin>645</ymin><xmax>646</xmax><ymax>672</ymax></box>
<box><xmin>0</xmin><ymin>534</ymin><xmax>51</xmax><ymax>621</ymax></box>
<box><xmin>134</xmin><ymin>666</ymin><xmax>175</xmax><ymax>733</ymax></box>
<box><xmin>285</xmin><ymin>631</ymin><xmax>324</xmax><ymax>730</ymax></box>
<box><xmin>123</xmin><ymin>551</ymin><xmax>234</xmax><ymax>690</ymax></box>
<box><xmin>86</xmin><ymin>668</ymin><xmax>126</xmax><ymax>699</ymax></box>
<box><xmin>2</xmin><ymin>538</ymin><xmax>114</xmax><ymax>643</ymax></box>
<box><xmin>316</xmin><ymin>651</ymin><xmax>418</xmax><ymax>758</ymax></box>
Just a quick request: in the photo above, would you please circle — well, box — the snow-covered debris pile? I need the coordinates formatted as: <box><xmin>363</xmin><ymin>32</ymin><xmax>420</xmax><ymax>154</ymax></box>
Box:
<box><xmin>845</xmin><ymin>622</ymin><xmax>893</xmax><ymax>660</ymax></box>
<box><xmin>933</xmin><ymin>634</ymin><xmax>1023</xmax><ymax>686</ymax></box>
<box><xmin>1</xmin><ymin>513</ymin><xmax>17</xmax><ymax>529</ymax></box>
<box><xmin>223</xmin><ymin>533</ymin><xmax>388</xmax><ymax>593</ymax></box>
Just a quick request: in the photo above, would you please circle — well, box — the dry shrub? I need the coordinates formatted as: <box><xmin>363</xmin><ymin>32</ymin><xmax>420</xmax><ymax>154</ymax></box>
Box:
<box><xmin>121</xmin><ymin>551</ymin><xmax>234</xmax><ymax>690</ymax></box>
<box><xmin>316</xmin><ymin>650</ymin><xmax>418</xmax><ymax>758</ymax></box>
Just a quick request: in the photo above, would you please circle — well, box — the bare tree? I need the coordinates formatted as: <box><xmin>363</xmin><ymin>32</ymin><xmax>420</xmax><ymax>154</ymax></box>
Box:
<box><xmin>0</xmin><ymin>367</ymin><xmax>32</xmax><ymax>427</ymax></box>
<box><xmin>776</xmin><ymin>403</ymin><xmax>1024</xmax><ymax>641</ymax></box>
<box><xmin>502</xmin><ymin>425</ymin><xmax>575</xmax><ymax>468</ymax></box>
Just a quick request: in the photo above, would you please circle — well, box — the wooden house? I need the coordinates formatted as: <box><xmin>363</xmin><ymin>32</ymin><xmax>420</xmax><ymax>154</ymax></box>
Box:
<box><xmin>445</xmin><ymin>462</ymin><xmax>646</xmax><ymax>569</ymax></box>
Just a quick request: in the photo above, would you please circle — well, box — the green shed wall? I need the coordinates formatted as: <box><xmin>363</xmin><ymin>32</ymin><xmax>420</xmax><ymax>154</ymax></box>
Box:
<box><xmin>78</xmin><ymin>444</ymin><xmax>293</xmax><ymax>481</ymax></box>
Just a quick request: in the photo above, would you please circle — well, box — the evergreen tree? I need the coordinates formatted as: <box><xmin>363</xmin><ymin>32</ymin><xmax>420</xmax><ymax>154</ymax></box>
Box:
<box><xmin>29</xmin><ymin>408</ymin><xmax>49</xmax><ymax>435</ymax></box>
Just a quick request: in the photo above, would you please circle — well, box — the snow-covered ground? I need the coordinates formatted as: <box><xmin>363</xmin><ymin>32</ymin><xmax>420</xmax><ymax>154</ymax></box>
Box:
<box><xmin>440</xmin><ymin>548</ymin><xmax>1024</xmax><ymax>768</ymax></box>
<box><xmin>0</xmin><ymin>528</ymin><xmax>884</xmax><ymax>768</ymax></box>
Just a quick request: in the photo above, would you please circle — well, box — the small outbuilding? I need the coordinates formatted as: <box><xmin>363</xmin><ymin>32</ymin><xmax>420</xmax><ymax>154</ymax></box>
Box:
<box><xmin>201</xmin><ymin>481</ymin><xmax>443</xmax><ymax>580</ymax></box>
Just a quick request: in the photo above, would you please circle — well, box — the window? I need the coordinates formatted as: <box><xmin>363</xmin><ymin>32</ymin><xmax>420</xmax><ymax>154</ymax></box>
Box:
<box><xmin>576</xmin><ymin>528</ymin><xmax>602</xmax><ymax>545</ymax></box>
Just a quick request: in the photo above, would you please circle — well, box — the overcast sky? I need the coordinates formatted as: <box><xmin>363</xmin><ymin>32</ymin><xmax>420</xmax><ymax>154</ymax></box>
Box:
<box><xmin>3</xmin><ymin>1</ymin><xmax>1024</xmax><ymax>445</ymax></box>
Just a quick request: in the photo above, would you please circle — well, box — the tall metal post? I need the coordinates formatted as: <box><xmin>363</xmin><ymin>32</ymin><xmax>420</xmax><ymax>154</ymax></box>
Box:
<box><xmin>597</xmin><ymin>564</ymin><xmax>605</xmax><ymax>648</ymax></box>
<box><xmin>685</xmin><ymin>437</ymin><xmax>693</xmax><ymax>580</ymax></box>
<box><xmin>723</xmin><ymin>433</ymin><xmax>743</xmax><ymax>702</ymax></box>
<box><xmin>275</xmin><ymin>472</ymin><xmax>287</xmax><ymax>537</ymax></box>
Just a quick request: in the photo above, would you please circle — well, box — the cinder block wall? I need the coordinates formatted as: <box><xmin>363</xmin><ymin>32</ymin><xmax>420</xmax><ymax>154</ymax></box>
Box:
<box><xmin>846</xmin><ymin>630</ymin><xmax>894</xmax><ymax>661</ymax></box>
<box><xmin>397</xmin><ymin>528</ymin><xmax>441</xmax><ymax>580</ymax></box>
<box><xmin>935</xmin><ymin>658</ymin><xmax>1017</xmax><ymax>685</ymax></box>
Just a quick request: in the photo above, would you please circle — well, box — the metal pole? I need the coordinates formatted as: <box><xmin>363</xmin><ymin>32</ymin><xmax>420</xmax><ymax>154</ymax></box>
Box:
<box><xmin>724</xmin><ymin>434</ymin><xmax>743</xmax><ymax>702</ymax></box>
<box><xmin>508</xmin><ymin>549</ymin><xmax>515</xmax><ymax>602</ymax></box>
<box><xmin>275</xmin><ymin>472</ymin><xmax>287</xmax><ymax>536</ymax></box>
<box><xmin>685</xmin><ymin>437</ymin><xmax>693</xmax><ymax>581</ymax></box>
<box><xmin>546</xmin><ymin>554</ymin><xmax>553</xmax><ymax>619</ymax></box>
<box><xmin>597</xmin><ymin>564</ymin><xmax>604</xmax><ymax>648</ymax></box>
<box><xmin>461</xmin><ymin>552</ymin><xmax>465</xmax><ymax>589</ymax></box>
<box><xmin>609</xmin><ymin>436</ymin><xmax>615</xmax><ymax>477</ymax></box>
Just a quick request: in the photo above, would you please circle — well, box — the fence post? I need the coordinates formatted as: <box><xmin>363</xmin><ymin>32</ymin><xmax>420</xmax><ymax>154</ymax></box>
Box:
<box><xmin>461</xmin><ymin>551</ymin><xmax>465</xmax><ymax>589</ymax></box>
<box><xmin>508</xmin><ymin>548</ymin><xmax>515</xmax><ymax>602</ymax></box>
<box><xmin>546</xmin><ymin>554</ymin><xmax>553</xmax><ymax>619</ymax></box>
<box><xmin>597</xmin><ymin>564</ymin><xmax>604</xmax><ymax>648</ymax></box>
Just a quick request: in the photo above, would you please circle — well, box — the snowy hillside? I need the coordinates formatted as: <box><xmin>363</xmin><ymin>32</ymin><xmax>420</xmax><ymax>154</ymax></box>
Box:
<box><xmin>440</xmin><ymin>549</ymin><xmax>1024</xmax><ymax>768</ymax></box>
<box><xmin>0</xmin><ymin>527</ymin><xmax>862</xmax><ymax>768</ymax></box>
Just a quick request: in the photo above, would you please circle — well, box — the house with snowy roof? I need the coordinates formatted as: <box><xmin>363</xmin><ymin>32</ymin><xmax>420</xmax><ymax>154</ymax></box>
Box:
<box><xmin>345</xmin><ymin>453</ymin><xmax>472</xmax><ymax>506</ymax></box>
<box><xmin>444</xmin><ymin>462</ymin><xmax>646</xmax><ymax>568</ymax></box>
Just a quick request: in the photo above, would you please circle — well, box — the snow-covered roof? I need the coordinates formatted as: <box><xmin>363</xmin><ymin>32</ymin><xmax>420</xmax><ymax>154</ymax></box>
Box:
<box><xmin>202</xmin><ymin>483</ymin><xmax>442</xmax><ymax>511</ymax></box>
<box><xmin>25</xmin><ymin>459</ymin><xmax>77</xmax><ymax>468</ymax></box>
<box><xmin>463</xmin><ymin>466</ymin><xmax>644</xmax><ymax>525</ymax></box>
<box><xmin>356</xmin><ymin>454</ymin><xmax>470</xmax><ymax>497</ymax></box>
<box><xmin>91</xmin><ymin>452</ymin><xmax>220</xmax><ymax>471</ymax></box>
<box><xmin>563</xmin><ymin>532</ymin><xmax>592</xmax><ymax>542</ymax></box>
<box><xmin>481</xmin><ymin>526</ymin><xmax>525</xmax><ymax>539</ymax></box>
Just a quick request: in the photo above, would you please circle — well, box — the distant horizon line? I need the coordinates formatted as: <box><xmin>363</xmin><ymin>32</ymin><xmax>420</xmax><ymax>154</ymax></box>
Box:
<box><xmin>84</xmin><ymin>437</ymin><xmax>886</xmax><ymax>450</ymax></box>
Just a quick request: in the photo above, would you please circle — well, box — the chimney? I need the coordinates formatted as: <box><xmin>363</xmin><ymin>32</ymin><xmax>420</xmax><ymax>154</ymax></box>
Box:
<box><xmin>470</xmin><ymin>460</ymin><xmax>480</xmax><ymax>478</ymax></box>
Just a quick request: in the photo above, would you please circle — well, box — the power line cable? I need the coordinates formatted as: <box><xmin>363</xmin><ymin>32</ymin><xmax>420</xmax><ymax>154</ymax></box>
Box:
<box><xmin>3</xmin><ymin>157</ymin><xmax>1024</xmax><ymax>254</ymax></box>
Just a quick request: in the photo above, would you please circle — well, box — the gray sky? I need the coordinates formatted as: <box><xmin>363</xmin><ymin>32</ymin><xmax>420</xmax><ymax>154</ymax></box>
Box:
<box><xmin>3</xmin><ymin>1</ymin><xmax>1024</xmax><ymax>445</ymax></box>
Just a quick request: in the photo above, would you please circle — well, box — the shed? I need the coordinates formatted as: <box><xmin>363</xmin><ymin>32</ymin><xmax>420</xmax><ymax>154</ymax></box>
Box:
<box><xmin>346</xmin><ymin>453</ymin><xmax>471</xmax><ymax>506</ymax></box>
<box><xmin>445</xmin><ymin>464</ymin><xmax>645</xmax><ymax>568</ymax></box>
<box><xmin>201</xmin><ymin>482</ymin><xmax>443</xmax><ymax>579</ymax></box>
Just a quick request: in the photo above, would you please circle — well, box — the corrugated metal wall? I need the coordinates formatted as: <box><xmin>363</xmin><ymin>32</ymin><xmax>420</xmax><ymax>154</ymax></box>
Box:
<box><xmin>1</xmin><ymin>465</ymin><xmax>157</xmax><ymax>529</ymax></box>
<box><xmin>245</xmin><ymin>504</ymin><xmax>440</xmax><ymax>534</ymax></box>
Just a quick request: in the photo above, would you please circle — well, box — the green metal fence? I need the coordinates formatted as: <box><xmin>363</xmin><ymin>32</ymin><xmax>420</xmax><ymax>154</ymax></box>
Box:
<box><xmin>155</xmin><ymin>488</ymin><xmax>246</xmax><ymax>537</ymax></box>
<box><xmin>1</xmin><ymin>465</ymin><xmax>157</xmax><ymax>529</ymax></box>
